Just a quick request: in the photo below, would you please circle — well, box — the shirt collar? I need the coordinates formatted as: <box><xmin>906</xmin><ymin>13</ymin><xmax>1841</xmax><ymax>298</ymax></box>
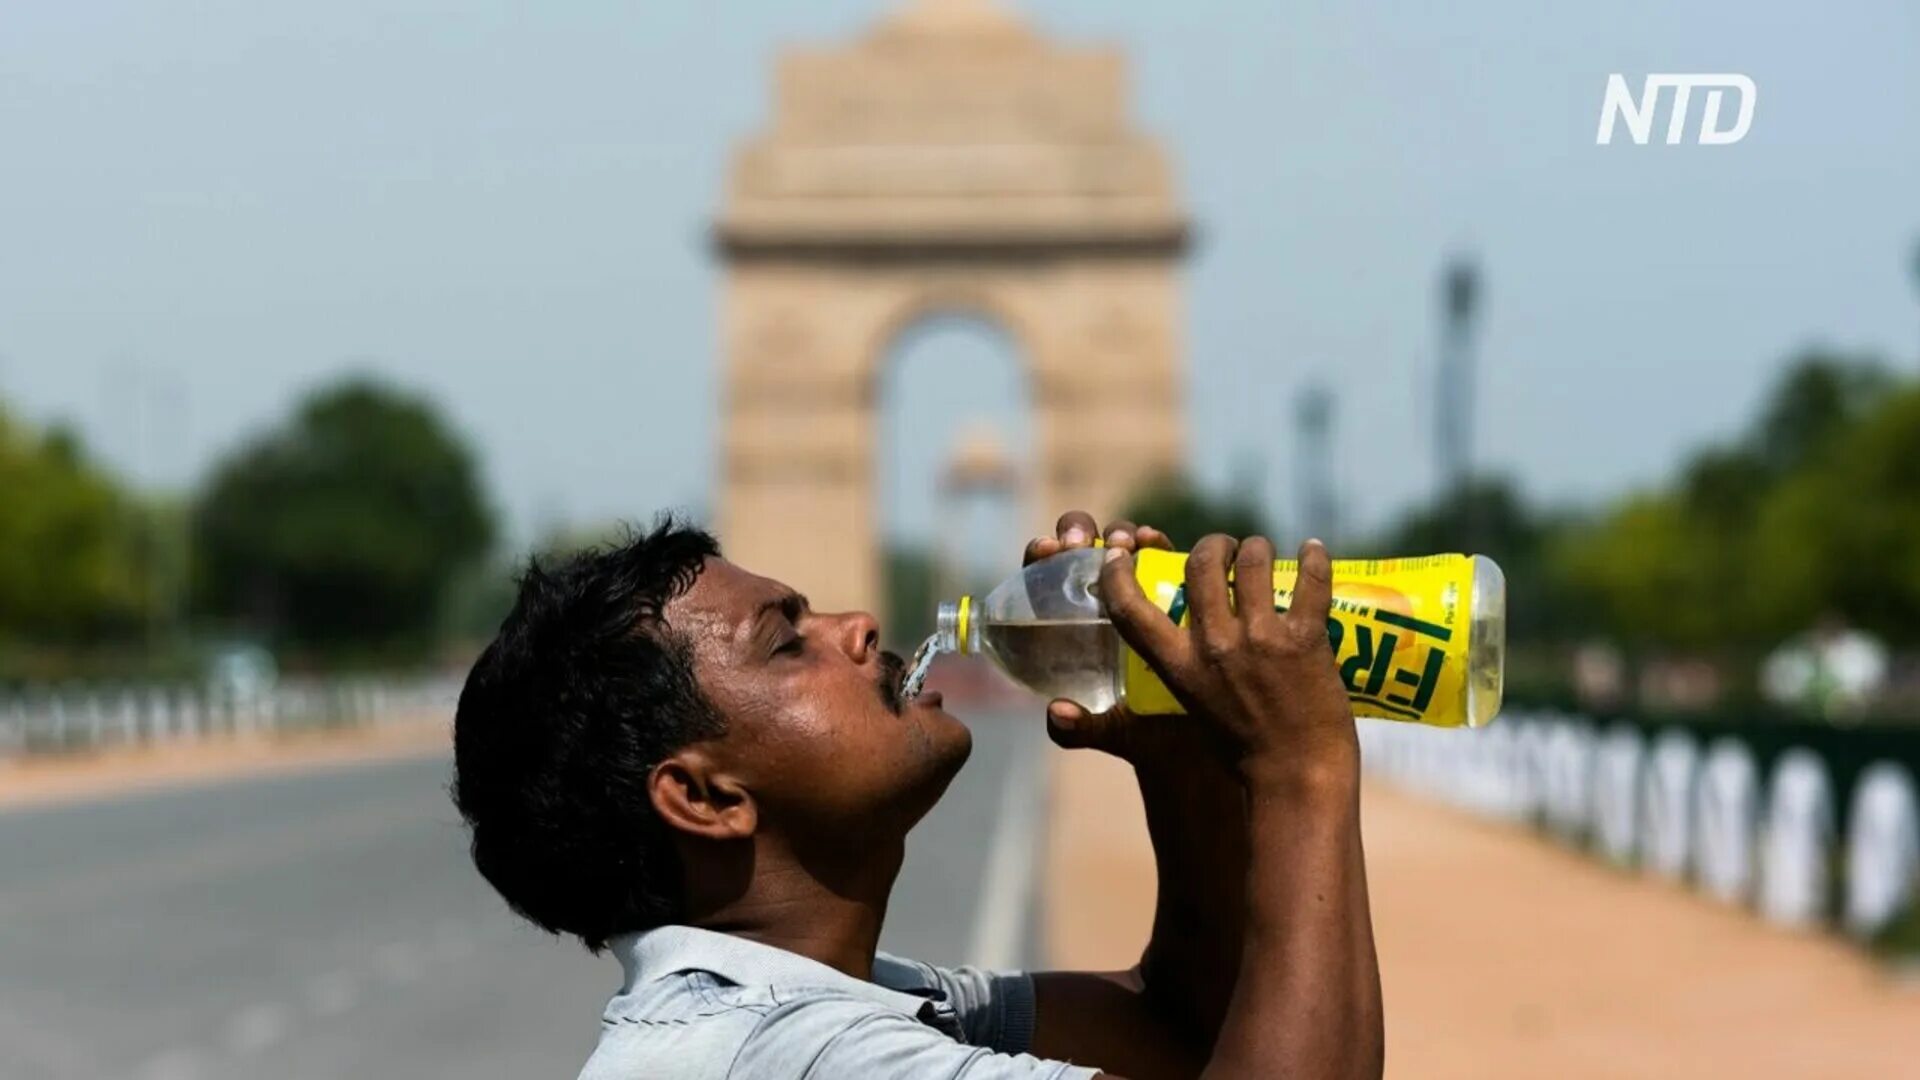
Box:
<box><xmin>610</xmin><ymin>925</ymin><xmax>941</xmax><ymax>1019</ymax></box>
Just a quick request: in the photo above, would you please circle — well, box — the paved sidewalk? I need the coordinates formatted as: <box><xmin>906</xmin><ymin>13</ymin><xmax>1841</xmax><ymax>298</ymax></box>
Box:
<box><xmin>1045</xmin><ymin>752</ymin><xmax>1920</xmax><ymax>1079</ymax></box>
<box><xmin>0</xmin><ymin>715</ymin><xmax>450</xmax><ymax>811</ymax></box>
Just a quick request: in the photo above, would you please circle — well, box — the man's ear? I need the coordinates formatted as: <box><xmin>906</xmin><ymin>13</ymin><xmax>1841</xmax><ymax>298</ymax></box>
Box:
<box><xmin>649</xmin><ymin>748</ymin><xmax>757</xmax><ymax>841</ymax></box>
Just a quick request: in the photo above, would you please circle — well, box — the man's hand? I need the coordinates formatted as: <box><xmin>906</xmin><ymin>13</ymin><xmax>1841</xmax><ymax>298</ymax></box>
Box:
<box><xmin>1022</xmin><ymin>511</ymin><xmax>1185</xmax><ymax>766</ymax></box>
<box><xmin>1097</xmin><ymin>531</ymin><xmax>1382</xmax><ymax>1080</ymax></box>
<box><xmin>1099</xmin><ymin>533</ymin><xmax>1358</xmax><ymax>781</ymax></box>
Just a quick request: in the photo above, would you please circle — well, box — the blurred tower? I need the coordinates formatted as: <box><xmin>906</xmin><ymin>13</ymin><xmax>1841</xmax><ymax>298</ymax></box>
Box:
<box><xmin>1435</xmin><ymin>255</ymin><xmax>1481</xmax><ymax>505</ymax></box>
<box><xmin>1293</xmin><ymin>382</ymin><xmax>1337</xmax><ymax>543</ymax></box>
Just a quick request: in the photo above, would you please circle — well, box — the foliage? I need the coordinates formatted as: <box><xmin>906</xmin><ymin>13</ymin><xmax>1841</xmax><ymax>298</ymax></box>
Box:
<box><xmin>1551</xmin><ymin>350</ymin><xmax>1917</xmax><ymax>650</ymax></box>
<box><xmin>0</xmin><ymin>407</ymin><xmax>151</xmax><ymax>646</ymax></box>
<box><xmin>193</xmin><ymin>377</ymin><xmax>496</xmax><ymax>657</ymax></box>
<box><xmin>1373</xmin><ymin>475</ymin><xmax>1595</xmax><ymax>645</ymax></box>
<box><xmin>1119</xmin><ymin>473</ymin><xmax>1271</xmax><ymax>550</ymax></box>
<box><xmin>1749</xmin><ymin>384</ymin><xmax>1920</xmax><ymax>641</ymax></box>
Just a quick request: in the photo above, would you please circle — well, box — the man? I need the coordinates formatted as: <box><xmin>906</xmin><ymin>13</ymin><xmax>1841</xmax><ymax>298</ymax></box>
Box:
<box><xmin>453</xmin><ymin>511</ymin><xmax>1383</xmax><ymax>1079</ymax></box>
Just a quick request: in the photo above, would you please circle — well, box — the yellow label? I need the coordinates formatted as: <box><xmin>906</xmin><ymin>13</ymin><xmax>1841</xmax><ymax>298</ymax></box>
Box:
<box><xmin>1123</xmin><ymin>549</ymin><xmax>1478</xmax><ymax>727</ymax></box>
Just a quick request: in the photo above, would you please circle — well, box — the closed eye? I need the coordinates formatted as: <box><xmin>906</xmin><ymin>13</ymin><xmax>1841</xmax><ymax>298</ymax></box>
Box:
<box><xmin>774</xmin><ymin>634</ymin><xmax>805</xmax><ymax>657</ymax></box>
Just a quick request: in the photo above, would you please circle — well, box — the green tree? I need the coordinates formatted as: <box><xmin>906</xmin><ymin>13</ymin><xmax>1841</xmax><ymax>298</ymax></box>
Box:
<box><xmin>1550</xmin><ymin>352</ymin><xmax>1908</xmax><ymax>653</ymax></box>
<box><xmin>1750</xmin><ymin>385</ymin><xmax>1920</xmax><ymax>643</ymax></box>
<box><xmin>1549</xmin><ymin>492</ymin><xmax>1735</xmax><ymax>650</ymax></box>
<box><xmin>1748</xmin><ymin>352</ymin><xmax>1892</xmax><ymax>476</ymax></box>
<box><xmin>1378</xmin><ymin>476</ymin><xmax>1540</xmax><ymax>560</ymax></box>
<box><xmin>193</xmin><ymin>377</ymin><xmax>496</xmax><ymax>657</ymax></box>
<box><xmin>1120</xmin><ymin>473</ymin><xmax>1270</xmax><ymax>550</ymax></box>
<box><xmin>1378</xmin><ymin>476</ymin><xmax>1593</xmax><ymax>643</ymax></box>
<box><xmin>0</xmin><ymin>408</ymin><xmax>150</xmax><ymax>645</ymax></box>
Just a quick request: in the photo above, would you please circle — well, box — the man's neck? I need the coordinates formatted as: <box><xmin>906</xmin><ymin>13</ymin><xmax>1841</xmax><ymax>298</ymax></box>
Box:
<box><xmin>684</xmin><ymin>837</ymin><xmax>899</xmax><ymax>981</ymax></box>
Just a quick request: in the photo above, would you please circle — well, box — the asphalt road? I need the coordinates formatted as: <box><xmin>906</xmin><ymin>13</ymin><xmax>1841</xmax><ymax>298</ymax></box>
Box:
<box><xmin>0</xmin><ymin>710</ymin><xmax>1047</xmax><ymax>1080</ymax></box>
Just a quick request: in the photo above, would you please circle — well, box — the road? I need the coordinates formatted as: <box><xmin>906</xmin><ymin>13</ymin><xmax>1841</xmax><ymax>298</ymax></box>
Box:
<box><xmin>0</xmin><ymin>711</ymin><xmax>1047</xmax><ymax>1080</ymax></box>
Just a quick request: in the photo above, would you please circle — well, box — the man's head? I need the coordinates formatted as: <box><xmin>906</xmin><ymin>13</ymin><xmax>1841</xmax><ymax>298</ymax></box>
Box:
<box><xmin>452</xmin><ymin>519</ymin><xmax>970</xmax><ymax>950</ymax></box>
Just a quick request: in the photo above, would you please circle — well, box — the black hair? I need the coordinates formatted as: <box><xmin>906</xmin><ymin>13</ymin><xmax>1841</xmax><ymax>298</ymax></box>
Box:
<box><xmin>450</xmin><ymin>517</ymin><xmax>724</xmax><ymax>951</ymax></box>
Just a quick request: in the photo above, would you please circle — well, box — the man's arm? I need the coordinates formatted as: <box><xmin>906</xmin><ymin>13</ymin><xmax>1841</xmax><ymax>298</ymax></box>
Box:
<box><xmin>1028</xmin><ymin>531</ymin><xmax>1383</xmax><ymax>1080</ymax></box>
<box><xmin>1024</xmin><ymin>515</ymin><xmax>1248</xmax><ymax>1071</ymax></box>
<box><xmin>1027</xmin><ymin>747</ymin><xmax>1246</xmax><ymax>1079</ymax></box>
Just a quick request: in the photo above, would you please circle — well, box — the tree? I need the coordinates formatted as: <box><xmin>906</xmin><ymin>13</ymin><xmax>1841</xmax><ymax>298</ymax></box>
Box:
<box><xmin>1376</xmin><ymin>476</ymin><xmax>1592</xmax><ymax>643</ymax></box>
<box><xmin>1750</xmin><ymin>385</ymin><xmax>1920</xmax><ymax>643</ymax></box>
<box><xmin>1377</xmin><ymin>475</ymin><xmax>1540</xmax><ymax>560</ymax></box>
<box><xmin>1748</xmin><ymin>352</ymin><xmax>1891</xmax><ymax>476</ymax></box>
<box><xmin>0</xmin><ymin>407</ymin><xmax>149</xmax><ymax>645</ymax></box>
<box><xmin>1549</xmin><ymin>352</ymin><xmax>1914</xmax><ymax>652</ymax></box>
<box><xmin>193</xmin><ymin>377</ymin><xmax>496</xmax><ymax>657</ymax></box>
<box><xmin>1549</xmin><ymin>491</ymin><xmax>1734</xmax><ymax>650</ymax></box>
<box><xmin>1120</xmin><ymin>473</ymin><xmax>1270</xmax><ymax>550</ymax></box>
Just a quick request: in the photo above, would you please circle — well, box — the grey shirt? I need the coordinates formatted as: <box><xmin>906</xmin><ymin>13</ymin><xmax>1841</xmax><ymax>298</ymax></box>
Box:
<box><xmin>579</xmin><ymin>925</ymin><xmax>1102</xmax><ymax>1079</ymax></box>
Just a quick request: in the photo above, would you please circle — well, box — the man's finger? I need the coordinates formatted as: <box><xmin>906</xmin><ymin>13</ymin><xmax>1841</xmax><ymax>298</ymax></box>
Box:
<box><xmin>1135</xmin><ymin>525</ymin><xmax>1175</xmax><ymax>552</ymax></box>
<box><xmin>1102</xmin><ymin>518</ymin><xmax>1138</xmax><ymax>550</ymax></box>
<box><xmin>1023</xmin><ymin>536</ymin><xmax>1062</xmax><ymax>566</ymax></box>
<box><xmin>1234</xmin><ymin>535</ymin><xmax>1277</xmax><ymax>625</ymax></box>
<box><xmin>1288</xmin><ymin>538</ymin><xmax>1335</xmax><ymax>627</ymax></box>
<box><xmin>1055</xmin><ymin>510</ymin><xmax>1099</xmax><ymax>548</ymax></box>
<box><xmin>1183</xmin><ymin>534</ymin><xmax>1238</xmax><ymax>638</ymax></box>
<box><xmin>1098</xmin><ymin>549</ymin><xmax>1187</xmax><ymax>667</ymax></box>
<box><xmin>1045</xmin><ymin>699</ymin><xmax>1101</xmax><ymax>749</ymax></box>
<box><xmin>1045</xmin><ymin>699</ymin><xmax>1135</xmax><ymax>753</ymax></box>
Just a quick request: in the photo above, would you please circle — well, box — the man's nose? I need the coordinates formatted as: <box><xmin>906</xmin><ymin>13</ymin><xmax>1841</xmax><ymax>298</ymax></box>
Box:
<box><xmin>831</xmin><ymin>611</ymin><xmax>881</xmax><ymax>663</ymax></box>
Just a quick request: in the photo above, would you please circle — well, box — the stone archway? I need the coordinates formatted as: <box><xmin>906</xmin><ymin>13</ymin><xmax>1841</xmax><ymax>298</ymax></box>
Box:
<box><xmin>715</xmin><ymin>0</ymin><xmax>1189</xmax><ymax>613</ymax></box>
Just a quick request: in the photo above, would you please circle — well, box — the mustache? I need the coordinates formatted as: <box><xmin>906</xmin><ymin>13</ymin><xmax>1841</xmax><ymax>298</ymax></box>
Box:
<box><xmin>876</xmin><ymin>650</ymin><xmax>907</xmax><ymax>714</ymax></box>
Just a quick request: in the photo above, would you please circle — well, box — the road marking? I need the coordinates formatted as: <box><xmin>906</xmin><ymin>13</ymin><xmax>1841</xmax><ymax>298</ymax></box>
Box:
<box><xmin>968</xmin><ymin>726</ymin><xmax>1046</xmax><ymax>970</ymax></box>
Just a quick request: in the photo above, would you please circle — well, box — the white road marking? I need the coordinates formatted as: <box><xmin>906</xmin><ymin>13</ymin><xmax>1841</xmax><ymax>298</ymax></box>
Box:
<box><xmin>967</xmin><ymin>726</ymin><xmax>1047</xmax><ymax>970</ymax></box>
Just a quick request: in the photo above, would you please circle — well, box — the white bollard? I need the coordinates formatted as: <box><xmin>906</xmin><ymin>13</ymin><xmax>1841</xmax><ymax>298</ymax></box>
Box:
<box><xmin>1757</xmin><ymin>748</ymin><xmax>1835</xmax><ymax>928</ymax></box>
<box><xmin>1694</xmin><ymin>738</ymin><xmax>1761</xmax><ymax>905</ymax></box>
<box><xmin>1843</xmin><ymin>762</ymin><xmax>1920</xmax><ymax>940</ymax></box>
<box><xmin>1544</xmin><ymin>719</ymin><xmax>1597</xmax><ymax>843</ymax></box>
<box><xmin>1511</xmin><ymin>718</ymin><xmax>1551</xmax><ymax>825</ymax></box>
<box><xmin>1641</xmin><ymin>730</ymin><xmax>1699</xmax><ymax>881</ymax></box>
<box><xmin>1593</xmin><ymin>725</ymin><xmax>1646</xmax><ymax>865</ymax></box>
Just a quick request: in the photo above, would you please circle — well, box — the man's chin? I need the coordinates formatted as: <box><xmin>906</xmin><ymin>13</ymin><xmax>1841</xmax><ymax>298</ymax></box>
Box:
<box><xmin>903</xmin><ymin>694</ymin><xmax>972</xmax><ymax>797</ymax></box>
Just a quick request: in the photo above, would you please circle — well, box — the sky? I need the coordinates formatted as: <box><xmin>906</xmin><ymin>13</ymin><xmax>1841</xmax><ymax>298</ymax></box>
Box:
<box><xmin>3</xmin><ymin>0</ymin><xmax>1917</xmax><ymax>551</ymax></box>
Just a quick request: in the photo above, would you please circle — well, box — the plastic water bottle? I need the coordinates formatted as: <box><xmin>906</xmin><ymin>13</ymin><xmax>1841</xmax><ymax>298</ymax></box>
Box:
<box><xmin>927</xmin><ymin>547</ymin><xmax>1505</xmax><ymax>727</ymax></box>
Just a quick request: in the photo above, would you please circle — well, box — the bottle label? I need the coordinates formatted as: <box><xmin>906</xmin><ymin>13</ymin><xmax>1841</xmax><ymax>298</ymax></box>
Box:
<box><xmin>1123</xmin><ymin>549</ymin><xmax>1478</xmax><ymax>727</ymax></box>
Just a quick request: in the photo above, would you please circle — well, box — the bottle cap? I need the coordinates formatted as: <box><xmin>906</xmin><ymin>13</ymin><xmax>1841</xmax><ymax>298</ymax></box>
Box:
<box><xmin>935</xmin><ymin>596</ymin><xmax>973</xmax><ymax>654</ymax></box>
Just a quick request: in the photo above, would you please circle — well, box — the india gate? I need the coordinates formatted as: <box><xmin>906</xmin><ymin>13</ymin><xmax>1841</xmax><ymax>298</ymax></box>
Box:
<box><xmin>715</xmin><ymin>0</ymin><xmax>1189</xmax><ymax>614</ymax></box>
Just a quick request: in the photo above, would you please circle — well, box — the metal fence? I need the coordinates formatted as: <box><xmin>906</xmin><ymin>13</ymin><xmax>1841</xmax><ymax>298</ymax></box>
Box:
<box><xmin>1360</xmin><ymin>711</ymin><xmax>1920</xmax><ymax>950</ymax></box>
<box><xmin>0</xmin><ymin>675</ymin><xmax>460</xmax><ymax>759</ymax></box>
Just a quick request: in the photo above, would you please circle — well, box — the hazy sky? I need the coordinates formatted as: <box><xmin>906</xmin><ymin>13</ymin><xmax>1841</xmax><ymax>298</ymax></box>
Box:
<box><xmin>4</xmin><ymin>0</ymin><xmax>1917</xmax><ymax>550</ymax></box>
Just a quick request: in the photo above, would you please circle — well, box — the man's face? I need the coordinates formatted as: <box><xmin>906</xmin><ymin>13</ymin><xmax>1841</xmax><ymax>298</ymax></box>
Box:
<box><xmin>666</xmin><ymin>556</ymin><xmax>972</xmax><ymax>841</ymax></box>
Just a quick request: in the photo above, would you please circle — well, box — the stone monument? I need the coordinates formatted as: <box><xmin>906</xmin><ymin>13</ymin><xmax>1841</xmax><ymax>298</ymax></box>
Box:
<box><xmin>714</xmin><ymin>0</ymin><xmax>1190</xmax><ymax>612</ymax></box>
